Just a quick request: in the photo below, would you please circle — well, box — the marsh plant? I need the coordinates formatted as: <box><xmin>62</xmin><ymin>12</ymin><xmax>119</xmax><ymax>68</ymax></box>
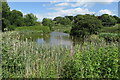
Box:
<box><xmin>1</xmin><ymin>31</ymin><xmax>119</xmax><ymax>78</ymax></box>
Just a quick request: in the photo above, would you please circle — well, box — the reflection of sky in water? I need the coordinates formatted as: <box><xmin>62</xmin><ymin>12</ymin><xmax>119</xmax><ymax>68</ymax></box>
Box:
<box><xmin>36</xmin><ymin>32</ymin><xmax>73</xmax><ymax>47</ymax></box>
<box><xmin>36</xmin><ymin>38</ymin><xmax>45</xmax><ymax>44</ymax></box>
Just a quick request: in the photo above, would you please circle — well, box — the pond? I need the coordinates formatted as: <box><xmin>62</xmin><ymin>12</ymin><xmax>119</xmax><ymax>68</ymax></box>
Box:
<box><xmin>36</xmin><ymin>32</ymin><xmax>73</xmax><ymax>47</ymax></box>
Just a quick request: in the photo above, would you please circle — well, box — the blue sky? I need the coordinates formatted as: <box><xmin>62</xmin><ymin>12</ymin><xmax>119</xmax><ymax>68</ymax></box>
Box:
<box><xmin>8</xmin><ymin>2</ymin><xmax>118</xmax><ymax>21</ymax></box>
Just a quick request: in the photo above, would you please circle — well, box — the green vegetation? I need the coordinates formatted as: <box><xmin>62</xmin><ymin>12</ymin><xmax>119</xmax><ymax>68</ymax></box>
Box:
<box><xmin>1</xmin><ymin>1</ymin><xmax>120</xmax><ymax>79</ymax></box>
<box><xmin>70</xmin><ymin>14</ymin><xmax>103</xmax><ymax>37</ymax></box>
<box><xmin>2</xmin><ymin>2</ymin><xmax>38</xmax><ymax>32</ymax></box>
<box><xmin>2</xmin><ymin>32</ymin><xmax>70</xmax><ymax>78</ymax></box>
<box><xmin>62</xmin><ymin>42</ymin><xmax>119</xmax><ymax>78</ymax></box>
<box><xmin>100</xmin><ymin>24</ymin><xmax>120</xmax><ymax>33</ymax></box>
<box><xmin>2</xmin><ymin>32</ymin><xmax>119</xmax><ymax>78</ymax></box>
<box><xmin>16</xmin><ymin>26</ymin><xmax>50</xmax><ymax>33</ymax></box>
<box><xmin>98</xmin><ymin>14</ymin><xmax>117</xmax><ymax>26</ymax></box>
<box><xmin>99</xmin><ymin>33</ymin><xmax>120</xmax><ymax>41</ymax></box>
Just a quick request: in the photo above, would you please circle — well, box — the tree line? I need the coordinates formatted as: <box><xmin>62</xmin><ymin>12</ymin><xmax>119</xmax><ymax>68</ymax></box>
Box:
<box><xmin>2</xmin><ymin>2</ymin><xmax>37</xmax><ymax>32</ymax></box>
<box><xmin>2</xmin><ymin>2</ymin><xmax>120</xmax><ymax>37</ymax></box>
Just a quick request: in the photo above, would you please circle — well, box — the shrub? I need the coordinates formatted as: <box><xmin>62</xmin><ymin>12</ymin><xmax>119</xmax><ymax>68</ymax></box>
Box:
<box><xmin>70</xmin><ymin>14</ymin><xmax>103</xmax><ymax>37</ymax></box>
<box><xmin>99</xmin><ymin>33</ymin><xmax>120</xmax><ymax>42</ymax></box>
<box><xmin>61</xmin><ymin>43</ymin><xmax>119</xmax><ymax>78</ymax></box>
<box><xmin>8</xmin><ymin>25</ymin><xmax>15</xmax><ymax>31</ymax></box>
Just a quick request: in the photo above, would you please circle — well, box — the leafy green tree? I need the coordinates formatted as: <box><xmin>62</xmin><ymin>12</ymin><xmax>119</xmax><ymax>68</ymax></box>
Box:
<box><xmin>113</xmin><ymin>16</ymin><xmax>120</xmax><ymax>23</ymax></box>
<box><xmin>54</xmin><ymin>17</ymin><xmax>71</xmax><ymax>25</ymax></box>
<box><xmin>42</xmin><ymin>18</ymin><xmax>54</xmax><ymax>30</ymax></box>
<box><xmin>71</xmin><ymin>14</ymin><xmax>103</xmax><ymax>37</ymax></box>
<box><xmin>2</xmin><ymin>2</ymin><xmax>10</xmax><ymax>32</ymax></box>
<box><xmin>2</xmin><ymin>2</ymin><xmax>10</xmax><ymax>19</ymax></box>
<box><xmin>24</xmin><ymin>13</ymin><xmax>37</xmax><ymax>26</ymax></box>
<box><xmin>9</xmin><ymin>10</ymin><xmax>24</xmax><ymax>26</ymax></box>
<box><xmin>65</xmin><ymin>16</ymin><xmax>74</xmax><ymax>21</ymax></box>
<box><xmin>98</xmin><ymin>14</ymin><xmax>117</xmax><ymax>26</ymax></box>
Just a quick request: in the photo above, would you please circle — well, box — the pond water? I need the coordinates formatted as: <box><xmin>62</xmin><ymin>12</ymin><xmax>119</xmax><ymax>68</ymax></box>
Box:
<box><xmin>36</xmin><ymin>32</ymin><xmax>73</xmax><ymax>47</ymax></box>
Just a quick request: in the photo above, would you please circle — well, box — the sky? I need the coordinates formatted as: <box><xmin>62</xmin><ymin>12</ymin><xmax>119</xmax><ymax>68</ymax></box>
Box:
<box><xmin>8</xmin><ymin>1</ymin><xmax>119</xmax><ymax>21</ymax></box>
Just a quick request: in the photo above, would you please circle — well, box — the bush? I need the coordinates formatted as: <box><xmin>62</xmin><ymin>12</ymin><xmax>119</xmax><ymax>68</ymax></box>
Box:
<box><xmin>99</xmin><ymin>33</ymin><xmax>120</xmax><ymax>42</ymax></box>
<box><xmin>8</xmin><ymin>25</ymin><xmax>15</xmax><ymax>31</ymax></box>
<box><xmin>70</xmin><ymin>14</ymin><xmax>103</xmax><ymax>37</ymax></box>
<box><xmin>61</xmin><ymin>43</ymin><xmax>119</xmax><ymax>78</ymax></box>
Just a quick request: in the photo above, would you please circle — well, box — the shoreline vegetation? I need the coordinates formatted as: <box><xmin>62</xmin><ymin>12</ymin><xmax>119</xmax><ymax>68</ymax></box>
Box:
<box><xmin>1</xmin><ymin>2</ymin><xmax>120</xmax><ymax>79</ymax></box>
<box><xmin>1</xmin><ymin>31</ymin><xmax>119</xmax><ymax>78</ymax></box>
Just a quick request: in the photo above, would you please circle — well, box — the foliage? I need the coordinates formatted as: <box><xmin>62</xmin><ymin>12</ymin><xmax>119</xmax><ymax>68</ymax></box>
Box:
<box><xmin>2</xmin><ymin>2</ymin><xmax>10</xmax><ymax>32</ymax></box>
<box><xmin>100</xmin><ymin>24</ymin><xmax>120</xmax><ymax>33</ymax></box>
<box><xmin>15</xmin><ymin>25</ymin><xmax>50</xmax><ymax>33</ymax></box>
<box><xmin>61</xmin><ymin>42</ymin><xmax>119</xmax><ymax>78</ymax></box>
<box><xmin>98</xmin><ymin>14</ymin><xmax>117</xmax><ymax>26</ymax></box>
<box><xmin>24</xmin><ymin>13</ymin><xmax>37</xmax><ymax>26</ymax></box>
<box><xmin>70</xmin><ymin>14</ymin><xmax>103</xmax><ymax>37</ymax></box>
<box><xmin>2</xmin><ymin>2</ymin><xmax>38</xmax><ymax>32</ymax></box>
<box><xmin>99</xmin><ymin>33</ymin><xmax>120</xmax><ymax>42</ymax></box>
<box><xmin>113</xmin><ymin>16</ymin><xmax>120</xmax><ymax>23</ymax></box>
<box><xmin>53</xmin><ymin>17</ymin><xmax>71</xmax><ymax>25</ymax></box>
<box><xmin>1</xmin><ymin>31</ymin><xmax>119</xmax><ymax>78</ymax></box>
<box><xmin>42</xmin><ymin>18</ymin><xmax>54</xmax><ymax>30</ymax></box>
<box><xmin>9</xmin><ymin>10</ymin><xmax>24</xmax><ymax>26</ymax></box>
<box><xmin>8</xmin><ymin>25</ymin><xmax>16</xmax><ymax>31</ymax></box>
<box><xmin>2</xmin><ymin>31</ymin><xmax>70</xmax><ymax>78</ymax></box>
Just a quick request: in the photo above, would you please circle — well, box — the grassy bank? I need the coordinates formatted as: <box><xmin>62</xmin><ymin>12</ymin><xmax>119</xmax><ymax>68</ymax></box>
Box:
<box><xmin>52</xmin><ymin>24</ymin><xmax>72</xmax><ymax>33</ymax></box>
<box><xmin>1</xmin><ymin>31</ymin><xmax>119</xmax><ymax>78</ymax></box>
<box><xmin>16</xmin><ymin>25</ymin><xmax>50</xmax><ymax>33</ymax></box>
<box><xmin>100</xmin><ymin>24</ymin><xmax>120</xmax><ymax>33</ymax></box>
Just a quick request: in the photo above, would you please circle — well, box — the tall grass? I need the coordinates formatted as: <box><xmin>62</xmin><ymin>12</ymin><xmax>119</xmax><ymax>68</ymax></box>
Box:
<box><xmin>1</xmin><ymin>31</ymin><xmax>119</xmax><ymax>78</ymax></box>
<box><xmin>99</xmin><ymin>33</ymin><xmax>120</xmax><ymax>41</ymax></box>
<box><xmin>16</xmin><ymin>25</ymin><xmax>50</xmax><ymax>33</ymax></box>
<box><xmin>100</xmin><ymin>24</ymin><xmax>120</xmax><ymax>33</ymax></box>
<box><xmin>2</xmin><ymin>31</ymin><xmax>70</xmax><ymax>78</ymax></box>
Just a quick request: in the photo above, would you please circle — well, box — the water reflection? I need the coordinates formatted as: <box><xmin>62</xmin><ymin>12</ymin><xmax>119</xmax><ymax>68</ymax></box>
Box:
<box><xmin>36</xmin><ymin>32</ymin><xmax>73</xmax><ymax>47</ymax></box>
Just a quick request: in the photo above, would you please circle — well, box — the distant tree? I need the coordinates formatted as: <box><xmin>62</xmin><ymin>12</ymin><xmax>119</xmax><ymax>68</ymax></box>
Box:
<box><xmin>113</xmin><ymin>15</ymin><xmax>120</xmax><ymax>23</ymax></box>
<box><xmin>42</xmin><ymin>18</ymin><xmax>54</xmax><ymax>30</ymax></box>
<box><xmin>65</xmin><ymin>16</ymin><xmax>74</xmax><ymax>21</ymax></box>
<box><xmin>98</xmin><ymin>14</ymin><xmax>117</xmax><ymax>26</ymax></box>
<box><xmin>71</xmin><ymin>14</ymin><xmax>103</xmax><ymax>37</ymax></box>
<box><xmin>24</xmin><ymin>13</ymin><xmax>37</xmax><ymax>26</ymax></box>
<box><xmin>53</xmin><ymin>17</ymin><xmax>71</xmax><ymax>25</ymax></box>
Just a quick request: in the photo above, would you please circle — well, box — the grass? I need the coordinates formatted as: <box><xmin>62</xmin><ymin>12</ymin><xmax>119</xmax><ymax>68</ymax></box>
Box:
<box><xmin>100</xmin><ymin>24</ymin><xmax>120</xmax><ymax>33</ymax></box>
<box><xmin>1</xmin><ymin>31</ymin><xmax>119</xmax><ymax>78</ymax></box>
<box><xmin>52</xmin><ymin>24</ymin><xmax>72</xmax><ymax>33</ymax></box>
<box><xmin>15</xmin><ymin>25</ymin><xmax>50</xmax><ymax>33</ymax></box>
<box><xmin>99</xmin><ymin>33</ymin><xmax>120</xmax><ymax>41</ymax></box>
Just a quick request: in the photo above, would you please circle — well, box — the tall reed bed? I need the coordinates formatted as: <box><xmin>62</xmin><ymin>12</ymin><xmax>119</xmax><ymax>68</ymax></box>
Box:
<box><xmin>2</xmin><ymin>31</ymin><xmax>71</xmax><ymax>78</ymax></box>
<box><xmin>1</xmin><ymin>31</ymin><xmax>119</xmax><ymax>78</ymax></box>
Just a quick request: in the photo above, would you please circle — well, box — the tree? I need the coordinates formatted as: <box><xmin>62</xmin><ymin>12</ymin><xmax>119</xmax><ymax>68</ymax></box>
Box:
<box><xmin>9</xmin><ymin>10</ymin><xmax>24</xmax><ymax>26</ymax></box>
<box><xmin>113</xmin><ymin>16</ymin><xmax>120</xmax><ymax>23</ymax></box>
<box><xmin>2</xmin><ymin>2</ymin><xmax>10</xmax><ymax>32</ymax></box>
<box><xmin>24</xmin><ymin>13</ymin><xmax>37</xmax><ymax>26</ymax></box>
<box><xmin>42</xmin><ymin>18</ymin><xmax>54</xmax><ymax>30</ymax></box>
<box><xmin>65</xmin><ymin>16</ymin><xmax>74</xmax><ymax>21</ymax></box>
<box><xmin>53</xmin><ymin>17</ymin><xmax>71</xmax><ymax>25</ymax></box>
<box><xmin>98</xmin><ymin>14</ymin><xmax>117</xmax><ymax>26</ymax></box>
<box><xmin>70</xmin><ymin>14</ymin><xmax>103</xmax><ymax>37</ymax></box>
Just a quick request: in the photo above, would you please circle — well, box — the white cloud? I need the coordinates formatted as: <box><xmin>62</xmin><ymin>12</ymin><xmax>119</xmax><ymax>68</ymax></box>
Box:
<box><xmin>35</xmin><ymin>7</ymin><xmax>95</xmax><ymax>21</ymax></box>
<box><xmin>55</xmin><ymin>3</ymin><xmax>70</xmax><ymax>6</ymax></box>
<box><xmin>47</xmin><ymin>8</ymin><xmax>95</xmax><ymax>19</ymax></box>
<box><xmin>49</xmin><ymin>7</ymin><xmax>65</xmax><ymax>11</ymax></box>
<box><xmin>97</xmin><ymin>9</ymin><xmax>115</xmax><ymax>15</ymax></box>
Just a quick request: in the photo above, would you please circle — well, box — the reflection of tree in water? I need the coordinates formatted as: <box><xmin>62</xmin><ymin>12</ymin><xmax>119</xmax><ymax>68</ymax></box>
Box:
<box><xmin>43</xmin><ymin>34</ymin><xmax>50</xmax><ymax>43</ymax></box>
<box><xmin>70</xmin><ymin>36</ymin><xmax>85</xmax><ymax>46</ymax></box>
